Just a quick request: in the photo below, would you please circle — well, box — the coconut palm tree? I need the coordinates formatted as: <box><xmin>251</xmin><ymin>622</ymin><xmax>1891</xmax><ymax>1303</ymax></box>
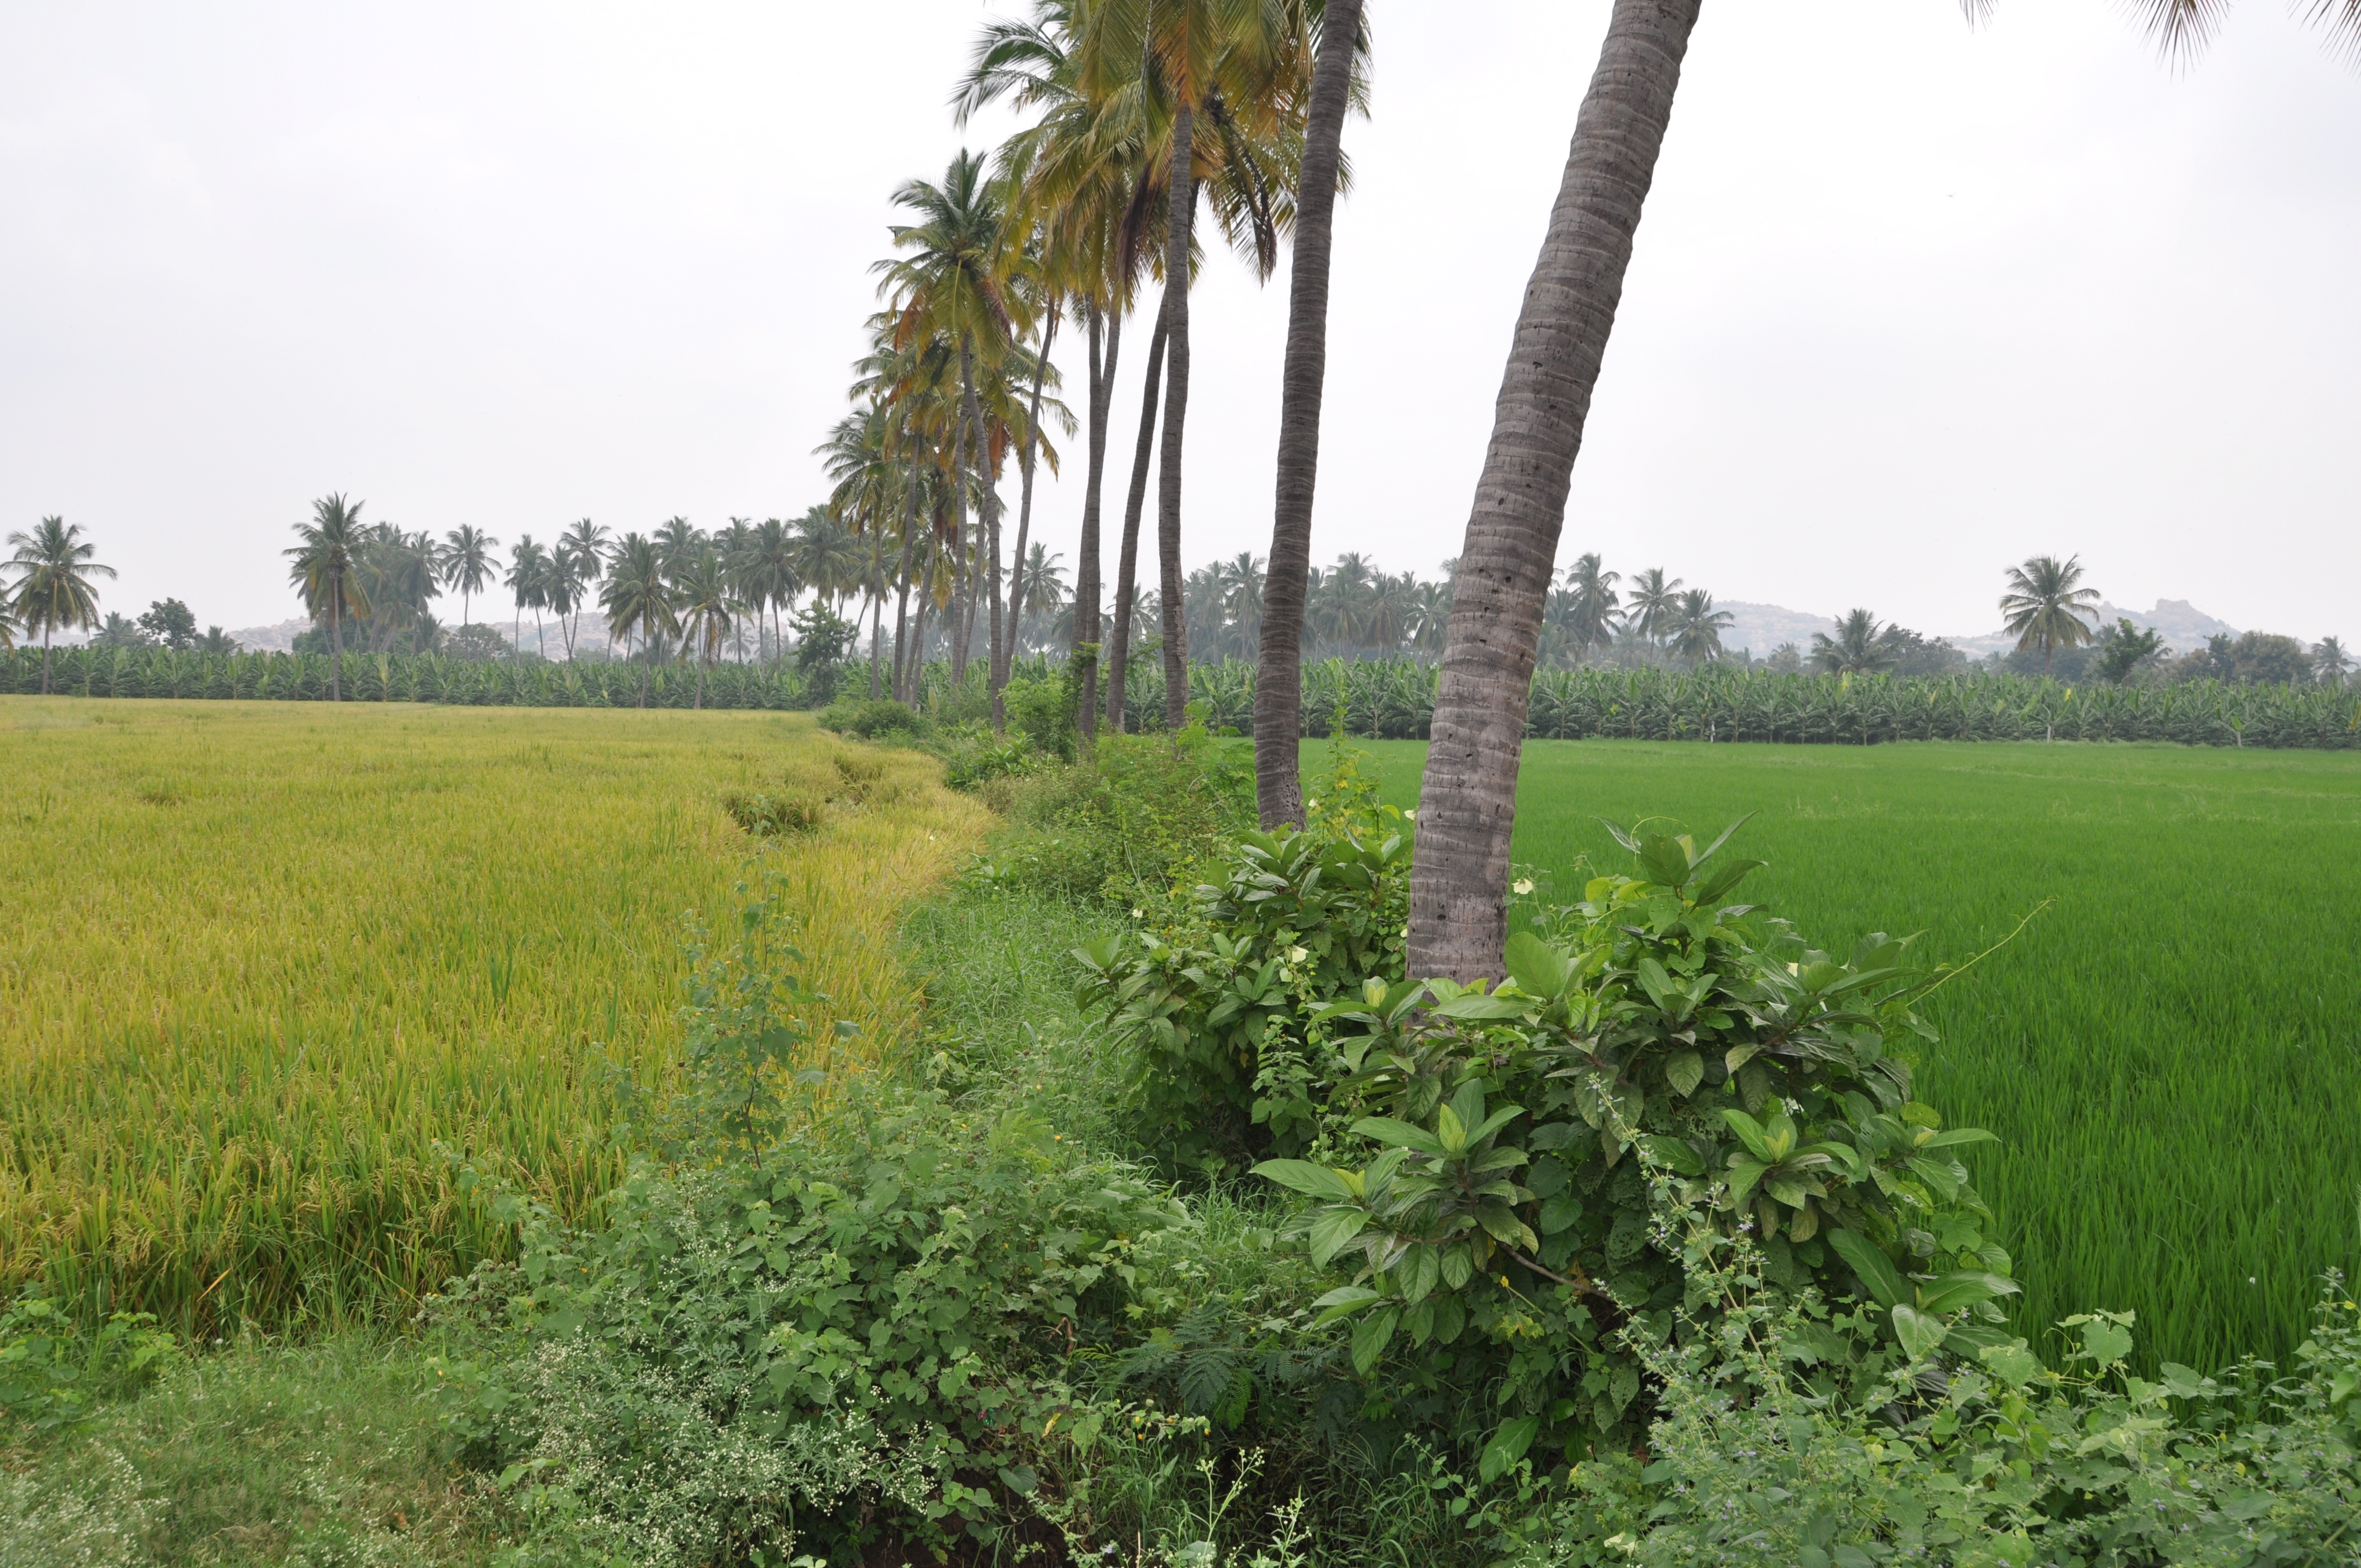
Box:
<box><xmin>285</xmin><ymin>495</ymin><xmax>371</xmax><ymax>701</ymax></box>
<box><xmin>2000</xmin><ymin>554</ymin><xmax>2102</xmax><ymax>675</ymax></box>
<box><xmin>1256</xmin><ymin>0</ymin><xmax>1372</xmax><ymax>823</ymax></box>
<box><xmin>1017</xmin><ymin>543</ymin><xmax>1069</xmax><ymax>652</ymax></box>
<box><xmin>1667</xmin><ymin>589</ymin><xmax>1734</xmax><ymax>667</ymax></box>
<box><xmin>440</xmin><ymin>524</ymin><xmax>498</xmax><ymax>633</ymax></box>
<box><xmin>1623</xmin><ymin>567</ymin><xmax>1684</xmax><ymax>647</ymax></box>
<box><xmin>600</xmin><ymin>533</ymin><xmax>673</xmax><ymax>708</ymax></box>
<box><xmin>2313</xmin><ymin>635</ymin><xmax>2352</xmax><ymax>686</ymax></box>
<box><xmin>789</xmin><ymin>507</ymin><xmax>864</xmax><ymax>618</ymax></box>
<box><xmin>554</xmin><ymin>520</ymin><xmax>607</xmax><ymax>658</ymax></box>
<box><xmin>876</xmin><ymin>150</ymin><xmax>1026</xmax><ymax>703</ymax></box>
<box><xmin>1407</xmin><ymin>0</ymin><xmax>1703</xmax><ymax>979</ymax></box>
<box><xmin>672</xmin><ymin>548</ymin><xmax>742</xmax><ymax>709</ymax></box>
<box><xmin>505</xmin><ymin>537</ymin><xmax>551</xmax><ymax>661</ymax></box>
<box><xmin>1561</xmin><ymin>554</ymin><xmax>1621</xmax><ymax>658</ymax></box>
<box><xmin>1810</xmin><ymin>609</ymin><xmax>1901</xmax><ymax>676</ymax></box>
<box><xmin>0</xmin><ymin>597</ymin><xmax>20</xmax><ymax>652</ymax></box>
<box><xmin>7</xmin><ymin>516</ymin><xmax>117</xmax><ymax>694</ymax></box>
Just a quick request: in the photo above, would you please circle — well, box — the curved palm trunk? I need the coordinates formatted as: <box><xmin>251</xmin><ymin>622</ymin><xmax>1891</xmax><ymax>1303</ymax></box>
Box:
<box><xmin>1156</xmin><ymin>104</ymin><xmax>1196</xmax><ymax>733</ymax></box>
<box><xmin>330</xmin><ymin>594</ymin><xmax>344</xmax><ymax>702</ymax></box>
<box><xmin>1106</xmin><ymin>315</ymin><xmax>1169</xmax><ymax>735</ymax></box>
<box><xmin>1003</xmin><ymin>308</ymin><xmax>1058</xmax><ymax>703</ymax></box>
<box><xmin>1074</xmin><ymin>305</ymin><xmax>1119</xmax><ymax>745</ymax></box>
<box><xmin>1255</xmin><ymin>0</ymin><xmax>1362</xmax><ymax>826</ymax></box>
<box><xmin>1408</xmin><ymin>0</ymin><xmax>1701</xmax><ymax>983</ymax></box>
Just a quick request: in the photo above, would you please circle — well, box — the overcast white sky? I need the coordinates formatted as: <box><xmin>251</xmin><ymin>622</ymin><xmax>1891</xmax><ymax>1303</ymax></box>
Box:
<box><xmin>2</xmin><ymin>2</ymin><xmax>2354</xmax><ymax>644</ymax></box>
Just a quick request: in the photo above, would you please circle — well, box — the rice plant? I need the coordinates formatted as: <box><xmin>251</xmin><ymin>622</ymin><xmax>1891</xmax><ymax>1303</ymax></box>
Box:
<box><xmin>0</xmin><ymin>699</ymin><xmax>987</xmax><ymax>1333</ymax></box>
<box><xmin>1342</xmin><ymin>736</ymin><xmax>2361</xmax><ymax>1372</ymax></box>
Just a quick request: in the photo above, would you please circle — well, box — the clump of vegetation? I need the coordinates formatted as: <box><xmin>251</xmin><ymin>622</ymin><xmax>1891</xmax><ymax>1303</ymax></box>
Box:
<box><xmin>972</xmin><ymin>723</ymin><xmax>1254</xmax><ymax>907</ymax></box>
<box><xmin>817</xmin><ymin>695</ymin><xmax>931</xmax><ymax>741</ymax></box>
<box><xmin>718</xmin><ymin>788</ymin><xmax>825</xmax><ymax>837</ymax></box>
<box><xmin>0</xmin><ymin>1298</ymin><xmax>179</xmax><ymax>1431</ymax></box>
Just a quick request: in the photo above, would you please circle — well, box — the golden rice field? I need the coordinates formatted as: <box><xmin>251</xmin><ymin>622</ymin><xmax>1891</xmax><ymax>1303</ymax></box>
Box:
<box><xmin>0</xmin><ymin>699</ymin><xmax>988</xmax><ymax>1332</ymax></box>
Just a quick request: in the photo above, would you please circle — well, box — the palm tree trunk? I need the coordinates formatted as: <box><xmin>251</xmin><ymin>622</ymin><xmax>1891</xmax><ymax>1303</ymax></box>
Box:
<box><xmin>891</xmin><ymin>454</ymin><xmax>921</xmax><ymax>701</ymax></box>
<box><xmin>949</xmin><ymin>373</ymin><xmax>972</xmax><ymax>685</ymax></box>
<box><xmin>41</xmin><ymin>627</ymin><xmax>52</xmax><ymax>695</ymax></box>
<box><xmin>1156</xmin><ymin>104</ymin><xmax>1196</xmax><ymax>733</ymax></box>
<box><xmin>1004</xmin><ymin>307</ymin><xmax>1057</xmax><ymax>698</ymax></box>
<box><xmin>1107</xmin><ymin>315</ymin><xmax>1169</xmax><ymax>735</ymax></box>
<box><xmin>637</xmin><ymin>628</ymin><xmax>649</xmax><ymax>709</ymax></box>
<box><xmin>1075</xmin><ymin>304</ymin><xmax>1118</xmax><ymax>746</ymax></box>
<box><xmin>330</xmin><ymin>594</ymin><xmax>344</xmax><ymax>702</ymax></box>
<box><xmin>868</xmin><ymin>588</ymin><xmax>885</xmax><ymax>699</ymax></box>
<box><xmin>1408</xmin><ymin>0</ymin><xmax>1702</xmax><ymax>983</ymax></box>
<box><xmin>1254</xmin><ymin>0</ymin><xmax>1360</xmax><ymax>825</ymax></box>
<box><xmin>960</xmin><ymin>334</ymin><xmax>1010</xmax><ymax>733</ymax></box>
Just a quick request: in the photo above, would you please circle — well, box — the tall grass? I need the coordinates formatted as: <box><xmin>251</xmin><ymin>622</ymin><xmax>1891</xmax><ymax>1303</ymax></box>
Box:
<box><xmin>1342</xmin><ymin>737</ymin><xmax>2361</xmax><ymax>1373</ymax></box>
<box><xmin>0</xmin><ymin>699</ymin><xmax>987</xmax><ymax>1333</ymax></box>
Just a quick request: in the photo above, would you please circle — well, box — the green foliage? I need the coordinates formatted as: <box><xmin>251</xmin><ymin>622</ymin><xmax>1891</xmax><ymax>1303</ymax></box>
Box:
<box><xmin>1073</xmin><ymin>750</ymin><xmax>1412</xmax><ymax>1170</ymax></box>
<box><xmin>816</xmin><ymin>695</ymin><xmax>930</xmax><ymax>741</ymax></box>
<box><xmin>1247</xmin><ymin>823</ymin><xmax>2014</xmax><ymax>1472</ymax></box>
<box><xmin>967</xmin><ymin>723</ymin><xmax>1255</xmax><ymax>906</ymax></box>
<box><xmin>2096</xmin><ymin>616</ymin><xmax>2168</xmax><ymax>683</ymax></box>
<box><xmin>429</xmin><ymin>1080</ymin><xmax>1187</xmax><ymax>1565</ymax></box>
<box><xmin>1509</xmin><ymin>1241</ymin><xmax>2361</xmax><ymax>1566</ymax></box>
<box><xmin>791</xmin><ymin>601</ymin><xmax>857</xmax><ymax>705</ymax></box>
<box><xmin>717</xmin><ymin>788</ymin><xmax>825</xmax><ymax>837</ymax></box>
<box><xmin>0</xmin><ymin>1297</ymin><xmax>178</xmax><ymax>1431</ymax></box>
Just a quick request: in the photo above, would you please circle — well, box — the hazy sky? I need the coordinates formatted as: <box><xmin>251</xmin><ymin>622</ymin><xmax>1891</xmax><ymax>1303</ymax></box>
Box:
<box><xmin>3</xmin><ymin>2</ymin><xmax>2354</xmax><ymax>644</ymax></box>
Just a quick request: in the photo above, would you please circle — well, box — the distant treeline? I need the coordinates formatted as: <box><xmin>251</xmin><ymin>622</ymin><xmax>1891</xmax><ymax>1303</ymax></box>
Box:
<box><xmin>13</xmin><ymin>646</ymin><xmax>2358</xmax><ymax>749</ymax></box>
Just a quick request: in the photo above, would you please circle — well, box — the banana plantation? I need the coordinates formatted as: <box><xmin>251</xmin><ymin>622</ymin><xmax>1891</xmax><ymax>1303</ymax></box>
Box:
<box><xmin>1162</xmin><ymin>658</ymin><xmax>2361</xmax><ymax>750</ymax></box>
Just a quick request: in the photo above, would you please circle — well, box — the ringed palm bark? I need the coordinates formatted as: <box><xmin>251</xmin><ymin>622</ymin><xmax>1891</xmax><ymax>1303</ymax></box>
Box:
<box><xmin>1408</xmin><ymin>0</ymin><xmax>1702</xmax><ymax>983</ymax></box>
<box><xmin>6</xmin><ymin>515</ymin><xmax>117</xmax><ymax>695</ymax></box>
<box><xmin>284</xmin><ymin>494</ymin><xmax>372</xmax><ymax>703</ymax></box>
<box><xmin>1254</xmin><ymin>0</ymin><xmax>1367</xmax><ymax>825</ymax></box>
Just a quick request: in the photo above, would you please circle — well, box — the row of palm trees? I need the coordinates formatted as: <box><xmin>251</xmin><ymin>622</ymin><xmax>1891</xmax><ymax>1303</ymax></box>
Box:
<box><xmin>805</xmin><ymin>2</ymin><xmax>1369</xmax><ymax>739</ymax></box>
<box><xmin>279</xmin><ymin>494</ymin><xmax>886</xmax><ymax>704</ymax></box>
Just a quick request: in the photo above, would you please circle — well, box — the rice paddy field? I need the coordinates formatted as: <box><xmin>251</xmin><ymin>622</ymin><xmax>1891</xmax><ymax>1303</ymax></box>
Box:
<box><xmin>1340</xmin><ymin>737</ymin><xmax>2361</xmax><ymax>1374</ymax></box>
<box><xmin>0</xmin><ymin>699</ymin><xmax>988</xmax><ymax>1334</ymax></box>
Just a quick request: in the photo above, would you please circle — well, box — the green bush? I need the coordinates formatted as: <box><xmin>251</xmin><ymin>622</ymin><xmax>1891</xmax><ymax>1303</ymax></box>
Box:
<box><xmin>1508</xmin><ymin>1240</ymin><xmax>2361</xmax><ymax>1566</ymax></box>
<box><xmin>0</xmin><ymin>1298</ymin><xmax>178</xmax><ymax>1432</ymax></box>
<box><xmin>429</xmin><ymin>1085</ymin><xmax>1184</xmax><ymax>1566</ymax></box>
<box><xmin>817</xmin><ymin>696</ymin><xmax>930</xmax><ymax>742</ymax></box>
<box><xmin>967</xmin><ymin>723</ymin><xmax>1254</xmax><ymax>908</ymax></box>
<box><xmin>1074</xmin><ymin>796</ymin><xmax>1411</xmax><ymax>1170</ymax></box>
<box><xmin>718</xmin><ymin>788</ymin><xmax>825</xmax><ymax>837</ymax></box>
<box><xmin>1083</xmin><ymin>815</ymin><xmax>2004</xmax><ymax>1482</ymax></box>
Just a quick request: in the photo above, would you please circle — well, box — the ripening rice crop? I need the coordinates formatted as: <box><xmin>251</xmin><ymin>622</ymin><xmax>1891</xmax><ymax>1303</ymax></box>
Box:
<box><xmin>0</xmin><ymin>699</ymin><xmax>987</xmax><ymax>1333</ymax></box>
<box><xmin>1343</xmin><ymin>737</ymin><xmax>2361</xmax><ymax>1374</ymax></box>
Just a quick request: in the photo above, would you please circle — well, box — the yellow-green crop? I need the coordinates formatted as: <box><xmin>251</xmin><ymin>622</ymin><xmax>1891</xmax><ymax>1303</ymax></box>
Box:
<box><xmin>1</xmin><ymin>699</ymin><xmax>987</xmax><ymax>1332</ymax></box>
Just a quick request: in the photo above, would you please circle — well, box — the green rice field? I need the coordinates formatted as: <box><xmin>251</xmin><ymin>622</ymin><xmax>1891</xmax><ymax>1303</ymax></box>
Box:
<box><xmin>1336</xmin><ymin>737</ymin><xmax>2361</xmax><ymax>1374</ymax></box>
